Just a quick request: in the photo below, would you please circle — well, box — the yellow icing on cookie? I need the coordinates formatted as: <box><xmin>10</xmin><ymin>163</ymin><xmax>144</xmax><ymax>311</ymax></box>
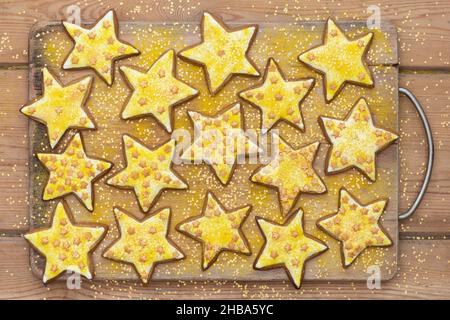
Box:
<box><xmin>103</xmin><ymin>207</ymin><xmax>184</xmax><ymax>284</ymax></box>
<box><xmin>63</xmin><ymin>10</ymin><xmax>139</xmax><ymax>85</ymax></box>
<box><xmin>120</xmin><ymin>50</ymin><xmax>198</xmax><ymax>132</ymax></box>
<box><xmin>107</xmin><ymin>136</ymin><xmax>187</xmax><ymax>212</ymax></box>
<box><xmin>255</xmin><ymin>209</ymin><xmax>328</xmax><ymax>288</ymax></box>
<box><xmin>317</xmin><ymin>189</ymin><xmax>392</xmax><ymax>267</ymax></box>
<box><xmin>320</xmin><ymin>98</ymin><xmax>398</xmax><ymax>181</ymax></box>
<box><xmin>20</xmin><ymin>68</ymin><xmax>95</xmax><ymax>148</ymax></box>
<box><xmin>299</xmin><ymin>18</ymin><xmax>373</xmax><ymax>102</ymax></box>
<box><xmin>251</xmin><ymin>134</ymin><xmax>326</xmax><ymax>215</ymax></box>
<box><xmin>177</xmin><ymin>192</ymin><xmax>251</xmax><ymax>270</ymax></box>
<box><xmin>180</xmin><ymin>103</ymin><xmax>259</xmax><ymax>185</ymax></box>
<box><xmin>239</xmin><ymin>58</ymin><xmax>314</xmax><ymax>132</ymax></box>
<box><xmin>24</xmin><ymin>201</ymin><xmax>106</xmax><ymax>283</ymax></box>
<box><xmin>179</xmin><ymin>12</ymin><xmax>259</xmax><ymax>94</ymax></box>
<box><xmin>37</xmin><ymin>133</ymin><xmax>112</xmax><ymax>211</ymax></box>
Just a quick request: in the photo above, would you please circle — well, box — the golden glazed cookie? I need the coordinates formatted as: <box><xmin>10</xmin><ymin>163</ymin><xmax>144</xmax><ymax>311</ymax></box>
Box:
<box><xmin>299</xmin><ymin>18</ymin><xmax>373</xmax><ymax>102</ymax></box>
<box><xmin>20</xmin><ymin>68</ymin><xmax>95</xmax><ymax>148</ymax></box>
<box><xmin>317</xmin><ymin>189</ymin><xmax>392</xmax><ymax>267</ymax></box>
<box><xmin>37</xmin><ymin>133</ymin><xmax>112</xmax><ymax>211</ymax></box>
<box><xmin>239</xmin><ymin>58</ymin><xmax>314</xmax><ymax>132</ymax></box>
<box><xmin>177</xmin><ymin>192</ymin><xmax>251</xmax><ymax>270</ymax></box>
<box><xmin>24</xmin><ymin>201</ymin><xmax>107</xmax><ymax>283</ymax></box>
<box><xmin>254</xmin><ymin>209</ymin><xmax>328</xmax><ymax>288</ymax></box>
<box><xmin>320</xmin><ymin>98</ymin><xmax>398</xmax><ymax>181</ymax></box>
<box><xmin>107</xmin><ymin>136</ymin><xmax>187</xmax><ymax>212</ymax></box>
<box><xmin>180</xmin><ymin>103</ymin><xmax>259</xmax><ymax>185</ymax></box>
<box><xmin>251</xmin><ymin>134</ymin><xmax>326</xmax><ymax>215</ymax></box>
<box><xmin>179</xmin><ymin>12</ymin><xmax>259</xmax><ymax>94</ymax></box>
<box><xmin>103</xmin><ymin>207</ymin><xmax>184</xmax><ymax>284</ymax></box>
<box><xmin>120</xmin><ymin>50</ymin><xmax>198</xmax><ymax>132</ymax></box>
<box><xmin>63</xmin><ymin>10</ymin><xmax>139</xmax><ymax>85</ymax></box>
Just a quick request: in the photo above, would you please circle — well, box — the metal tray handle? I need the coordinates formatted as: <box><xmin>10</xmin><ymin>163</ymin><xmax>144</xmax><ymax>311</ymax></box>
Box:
<box><xmin>398</xmin><ymin>87</ymin><xmax>434</xmax><ymax>220</ymax></box>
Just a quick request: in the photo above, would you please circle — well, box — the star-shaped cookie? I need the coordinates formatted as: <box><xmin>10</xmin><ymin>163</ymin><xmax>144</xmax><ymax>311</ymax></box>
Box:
<box><xmin>24</xmin><ymin>201</ymin><xmax>107</xmax><ymax>283</ymax></box>
<box><xmin>107</xmin><ymin>135</ymin><xmax>187</xmax><ymax>212</ymax></box>
<box><xmin>178</xmin><ymin>12</ymin><xmax>259</xmax><ymax>94</ymax></box>
<box><xmin>180</xmin><ymin>103</ymin><xmax>259</xmax><ymax>185</ymax></box>
<box><xmin>251</xmin><ymin>134</ymin><xmax>326</xmax><ymax>215</ymax></box>
<box><xmin>20</xmin><ymin>68</ymin><xmax>95</xmax><ymax>148</ymax></box>
<box><xmin>120</xmin><ymin>50</ymin><xmax>198</xmax><ymax>132</ymax></box>
<box><xmin>320</xmin><ymin>98</ymin><xmax>398</xmax><ymax>181</ymax></box>
<box><xmin>37</xmin><ymin>133</ymin><xmax>112</xmax><ymax>211</ymax></box>
<box><xmin>254</xmin><ymin>209</ymin><xmax>328</xmax><ymax>288</ymax></box>
<box><xmin>317</xmin><ymin>189</ymin><xmax>392</xmax><ymax>267</ymax></box>
<box><xmin>63</xmin><ymin>10</ymin><xmax>139</xmax><ymax>85</ymax></box>
<box><xmin>177</xmin><ymin>192</ymin><xmax>251</xmax><ymax>270</ymax></box>
<box><xmin>103</xmin><ymin>207</ymin><xmax>184</xmax><ymax>284</ymax></box>
<box><xmin>299</xmin><ymin>18</ymin><xmax>373</xmax><ymax>102</ymax></box>
<box><xmin>239</xmin><ymin>58</ymin><xmax>314</xmax><ymax>132</ymax></box>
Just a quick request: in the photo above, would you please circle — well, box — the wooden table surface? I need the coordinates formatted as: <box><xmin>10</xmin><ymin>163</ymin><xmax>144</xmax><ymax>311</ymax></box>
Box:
<box><xmin>0</xmin><ymin>0</ymin><xmax>449</xmax><ymax>300</ymax></box>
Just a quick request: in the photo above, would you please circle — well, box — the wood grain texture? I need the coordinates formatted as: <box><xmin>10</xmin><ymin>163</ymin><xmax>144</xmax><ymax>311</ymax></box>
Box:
<box><xmin>0</xmin><ymin>0</ymin><xmax>449</xmax><ymax>68</ymax></box>
<box><xmin>1</xmin><ymin>237</ymin><xmax>448</xmax><ymax>299</ymax></box>
<box><xmin>0</xmin><ymin>2</ymin><xmax>448</xmax><ymax>299</ymax></box>
<box><xmin>399</xmin><ymin>73</ymin><xmax>450</xmax><ymax>236</ymax></box>
<box><xmin>0</xmin><ymin>69</ymin><xmax>29</xmax><ymax>233</ymax></box>
<box><xmin>1</xmin><ymin>71</ymin><xmax>448</xmax><ymax>235</ymax></box>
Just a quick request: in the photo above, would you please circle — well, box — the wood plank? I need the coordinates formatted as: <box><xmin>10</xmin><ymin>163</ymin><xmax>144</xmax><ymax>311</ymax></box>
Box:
<box><xmin>399</xmin><ymin>73</ymin><xmax>450</xmax><ymax>235</ymax></box>
<box><xmin>0</xmin><ymin>72</ymin><xmax>448</xmax><ymax>235</ymax></box>
<box><xmin>1</xmin><ymin>237</ymin><xmax>448</xmax><ymax>299</ymax></box>
<box><xmin>0</xmin><ymin>0</ymin><xmax>449</xmax><ymax>68</ymax></box>
<box><xmin>0</xmin><ymin>69</ymin><xmax>29</xmax><ymax>232</ymax></box>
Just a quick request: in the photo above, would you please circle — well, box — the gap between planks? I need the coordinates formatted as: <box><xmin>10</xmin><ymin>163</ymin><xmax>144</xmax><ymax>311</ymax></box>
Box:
<box><xmin>0</xmin><ymin>0</ymin><xmax>449</xmax><ymax>69</ymax></box>
<box><xmin>0</xmin><ymin>237</ymin><xmax>448</xmax><ymax>299</ymax></box>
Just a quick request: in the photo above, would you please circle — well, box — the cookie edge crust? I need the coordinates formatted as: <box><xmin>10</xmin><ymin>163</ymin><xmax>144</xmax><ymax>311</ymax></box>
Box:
<box><xmin>177</xmin><ymin>11</ymin><xmax>260</xmax><ymax>95</ymax></box>
<box><xmin>175</xmin><ymin>190</ymin><xmax>252</xmax><ymax>271</ymax></box>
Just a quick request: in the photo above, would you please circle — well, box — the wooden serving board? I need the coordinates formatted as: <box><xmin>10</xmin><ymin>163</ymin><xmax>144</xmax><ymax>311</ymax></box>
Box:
<box><xmin>28</xmin><ymin>19</ymin><xmax>398</xmax><ymax>282</ymax></box>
